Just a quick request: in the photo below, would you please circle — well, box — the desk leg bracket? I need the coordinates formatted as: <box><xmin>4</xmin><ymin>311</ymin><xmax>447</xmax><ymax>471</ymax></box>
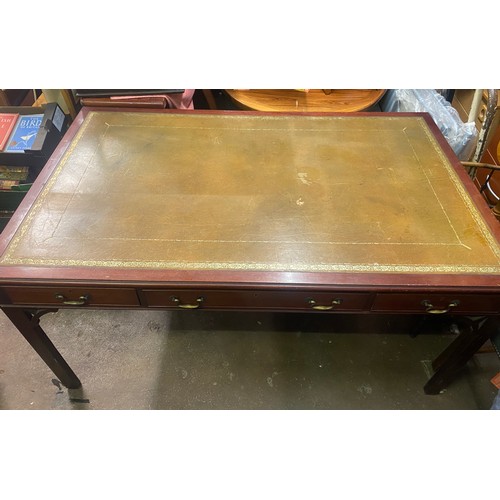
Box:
<box><xmin>28</xmin><ymin>308</ymin><xmax>59</xmax><ymax>325</ymax></box>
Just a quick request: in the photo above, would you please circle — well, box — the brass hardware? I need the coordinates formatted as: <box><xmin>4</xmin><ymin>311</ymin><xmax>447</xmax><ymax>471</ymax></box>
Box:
<box><xmin>307</xmin><ymin>298</ymin><xmax>342</xmax><ymax>311</ymax></box>
<box><xmin>421</xmin><ymin>299</ymin><xmax>460</xmax><ymax>314</ymax></box>
<box><xmin>171</xmin><ymin>296</ymin><xmax>204</xmax><ymax>309</ymax></box>
<box><xmin>55</xmin><ymin>294</ymin><xmax>89</xmax><ymax>306</ymax></box>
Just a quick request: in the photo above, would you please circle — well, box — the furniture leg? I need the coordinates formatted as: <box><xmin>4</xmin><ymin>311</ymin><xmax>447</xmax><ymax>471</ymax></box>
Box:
<box><xmin>201</xmin><ymin>89</ymin><xmax>218</xmax><ymax>110</ymax></box>
<box><xmin>1</xmin><ymin>307</ymin><xmax>82</xmax><ymax>389</ymax></box>
<box><xmin>424</xmin><ymin>316</ymin><xmax>498</xmax><ymax>395</ymax></box>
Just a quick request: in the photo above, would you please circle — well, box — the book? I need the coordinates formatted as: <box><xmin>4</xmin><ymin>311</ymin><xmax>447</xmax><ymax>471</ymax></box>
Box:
<box><xmin>0</xmin><ymin>179</ymin><xmax>21</xmax><ymax>190</ymax></box>
<box><xmin>80</xmin><ymin>96</ymin><xmax>167</xmax><ymax>108</ymax></box>
<box><xmin>75</xmin><ymin>89</ymin><xmax>184</xmax><ymax>97</ymax></box>
<box><xmin>0</xmin><ymin>113</ymin><xmax>19</xmax><ymax>150</ymax></box>
<box><xmin>0</xmin><ymin>165</ymin><xmax>29</xmax><ymax>181</ymax></box>
<box><xmin>4</xmin><ymin>114</ymin><xmax>43</xmax><ymax>153</ymax></box>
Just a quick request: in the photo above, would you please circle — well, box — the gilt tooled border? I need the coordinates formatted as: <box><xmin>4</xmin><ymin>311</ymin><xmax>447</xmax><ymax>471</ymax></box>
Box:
<box><xmin>1</xmin><ymin>111</ymin><xmax>98</xmax><ymax>263</ymax></box>
<box><xmin>2</xmin><ymin>256</ymin><xmax>500</xmax><ymax>274</ymax></box>
<box><xmin>418</xmin><ymin>120</ymin><xmax>500</xmax><ymax>263</ymax></box>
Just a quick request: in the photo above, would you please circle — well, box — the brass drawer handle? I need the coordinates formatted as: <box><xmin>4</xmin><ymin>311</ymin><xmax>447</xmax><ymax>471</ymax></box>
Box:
<box><xmin>171</xmin><ymin>296</ymin><xmax>204</xmax><ymax>309</ymax></box>
<box><xmin>421</xmin><ymin>299</ymin><xmax>460</xmax><ymax>314</ymax></box>
<box><xmin>55</xmin><ymin>294</ymin><xmax>89</xmax><ymax>306</ymax></box>
<box><xmin>307</xmin><ymin>298</ymin><xmax>342</xmax><ymax>311</ymax></box>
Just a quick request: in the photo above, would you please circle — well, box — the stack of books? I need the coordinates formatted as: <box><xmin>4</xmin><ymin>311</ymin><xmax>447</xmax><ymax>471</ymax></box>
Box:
<box><xmin>0</xmin><ymin>165</ymin><xmax>29</xmax><ymax>190</ymax></box>
<box><xmin>0</xmin><ymin>112</ymin><xmax>42</xmax><ymax>191</ymax></box>
<box><xmin>0</xmin><ymin>112</ymin><xmax>44</xmax><ymax>153</ymax></box>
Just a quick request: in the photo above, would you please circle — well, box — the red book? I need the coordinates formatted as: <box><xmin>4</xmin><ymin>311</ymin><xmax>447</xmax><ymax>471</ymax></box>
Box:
<box><xmin>0</xmin><ymin>113</ymin><xmax>19</xmax><ymax>151</ymax></box>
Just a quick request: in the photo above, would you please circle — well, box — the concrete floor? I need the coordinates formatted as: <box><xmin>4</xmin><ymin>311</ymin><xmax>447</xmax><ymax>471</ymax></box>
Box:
<box><xmin>0</xmin><ymin>309</ymin><xmax>498</xmax><ymax>409</ymax></box>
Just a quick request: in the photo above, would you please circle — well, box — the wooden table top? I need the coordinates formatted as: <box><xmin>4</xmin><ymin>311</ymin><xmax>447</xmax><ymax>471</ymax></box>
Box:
<box><xmin>225</xmin><ymin>89</ymin><xmax>386</xmax><ymax>112</ymax></box>
<box><xmin>0</xmin><ymin>108</ymin><xmax>499</xmax><ymax>287</ymax></box>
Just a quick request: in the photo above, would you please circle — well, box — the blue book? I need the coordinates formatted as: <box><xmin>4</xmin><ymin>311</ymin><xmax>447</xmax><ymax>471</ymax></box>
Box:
<box><xmin>5</xmin><ymin>114</ymin><xmax>44</xmax><ymax>153</ymax></box>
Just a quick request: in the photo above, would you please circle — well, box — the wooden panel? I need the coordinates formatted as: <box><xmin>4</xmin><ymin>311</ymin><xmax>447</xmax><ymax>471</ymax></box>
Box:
<box><xmin>142</xmin><ymin>289</ymin><xmax>371</xmax><ymax>311</ymax></box>
<box><xmin>371</xmin><ymin>293</ymin><xmax>500</xmax><ymax>314</ymax></box>
<box><xmin>1</xmin><ymin>286</ymin><xmax>140</xmax><ymax>307</ymax></box>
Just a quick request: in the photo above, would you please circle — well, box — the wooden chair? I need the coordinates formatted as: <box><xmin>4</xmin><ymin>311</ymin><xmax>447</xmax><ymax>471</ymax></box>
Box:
<box><xmin>460</xmin><ymin>90</ymin><xmax>500</xmax><ymax>220</ymax></box>
<box><xmin>462</xmin><ymin>153</ymin><xmax>500</xmax><ymax>221</ymax></box>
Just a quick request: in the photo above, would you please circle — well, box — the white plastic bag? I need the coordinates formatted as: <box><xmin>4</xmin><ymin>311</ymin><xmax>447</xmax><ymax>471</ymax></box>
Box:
<box><xmin>381</xmin><ymin>89</ymin><xmax>477</xmax><ymax>161</ymax></box>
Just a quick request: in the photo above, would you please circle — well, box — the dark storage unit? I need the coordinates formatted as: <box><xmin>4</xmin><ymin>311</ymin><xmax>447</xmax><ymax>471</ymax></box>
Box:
<box><xmin>0</xmin><ymin>102</ymin><xmax>67</xmax><ymax>232</ymax></box>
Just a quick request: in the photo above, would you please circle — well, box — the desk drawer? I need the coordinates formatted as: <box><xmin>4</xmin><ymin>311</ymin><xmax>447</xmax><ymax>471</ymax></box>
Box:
<box><xmin>371</xmin><ymin>293</ymin><xmax>500</xmax><ymax>314</ymax></box>
<box><xmin>142</xmin><ymin>289</ymin><xmax>371</xmax><ymax>311</ymax></box>
<box><xmin>2</xmin><ymin>286</ymin><xmax>140</xmax><ymax>307</ymax></box>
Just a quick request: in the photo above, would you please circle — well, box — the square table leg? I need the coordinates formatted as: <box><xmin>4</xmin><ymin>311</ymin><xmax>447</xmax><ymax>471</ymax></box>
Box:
<box><xmin>424</xmin><ymin>317</ymin><xmax>499</xmax><ymax>394</ymax></box>
<box><xmin>1</xmin><ymin>307</ymin><xmax>82</xmax><ymax>389</ymax></box>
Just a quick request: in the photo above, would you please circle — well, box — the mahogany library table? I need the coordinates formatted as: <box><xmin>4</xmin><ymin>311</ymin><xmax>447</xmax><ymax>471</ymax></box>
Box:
<box><xmin>1</xmin><ymin>108</ymin><xmax>499</xmax><ymax>395</ymax></box>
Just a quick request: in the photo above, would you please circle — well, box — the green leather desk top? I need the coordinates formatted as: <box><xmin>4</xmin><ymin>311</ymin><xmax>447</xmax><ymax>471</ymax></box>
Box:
<box><xmin>1</xmin><ymin>110</ymin><xmax>499</xmax><ymax>274</ymax></box>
